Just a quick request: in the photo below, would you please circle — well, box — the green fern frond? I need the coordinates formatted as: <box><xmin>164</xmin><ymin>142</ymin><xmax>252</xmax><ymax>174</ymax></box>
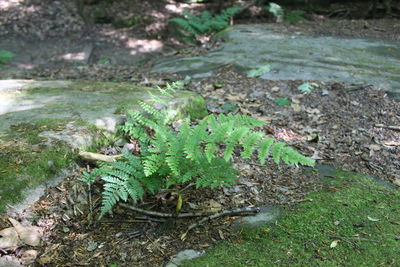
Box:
<box><xmin>195</xmin><ymin>158</ymin><xmax>238</xmax><ymax>189</ymax></box>
<box><xmin>184</xmin><ymin>120</ymin><xmax>208</xmax><ymax>161</ymax></box>
<box><xmin>258</xmin><ymin>137</ymin><xmax>275</xmax><ymax>165</ymax></box>
<box><xmin>223</xmin><ymin>126</ymin><xmax>250</xmax><ymax>161</ymax></box>
<box><xmin>93</xmin><ymin>152</ymin><xmax>153</xmax><ymax>218</ymax></box>
<box><xmin>165</xmin><ymin>156</ymin><xmax>181</xmax><ymax>176</ymax></box>
<box><xmin>143</xmin><ymin>154</ymin><xmax>164</xmax><ymax>176</ymax></box>
<box><xmin>241</xmin><ymin>131</ymin><xmax>264</xmax><ymax>159</ymax></box>
<box><xmin>271</xmin><ymin>142</ymin><xmax>288</xmax><ymax>164</ymax></box>
<box><xmin>204</xmin><ymin>142</ymin><xmax>218</xmax><ymax>162</ymax></box>
<box><xmin>125</xmin><ymin>178</ymin><xmax>144</xmax><ymax>201</ymax></box>
<box><xmin>82</xmin><ymin>79</ymin><xmax>315</xmax><ymax>219</ymax></box>
<box><xmin>170</xmin><ymin>7</ymin><xmax>240</xmax><ymax>40</ymax></box>
<box><xmin>138</xmin><ymin>100</ymin><xmax>163</xmax><ymax>120</ymax></box>
<box><xmin>181</xmin><ymin>170</ymin><xmax>197</xmax><ymax>183</ymax></box>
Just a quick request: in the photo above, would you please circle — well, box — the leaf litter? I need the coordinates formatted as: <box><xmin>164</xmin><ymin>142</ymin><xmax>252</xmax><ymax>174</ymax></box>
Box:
<box><xmin>1</xmin><ymin>63</ymin><xmax>399</xmax><ymax>266</ymax></box>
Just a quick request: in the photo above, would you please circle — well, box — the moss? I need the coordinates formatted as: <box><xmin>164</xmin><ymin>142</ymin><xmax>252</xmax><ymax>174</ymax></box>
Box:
<box><xmin>183</xmin><ymin>170</ymin><xmax>400</xmax><ymax>266</ymax></box>
<box><xmin>0</xmin><ymin>119</ymin><xmax>78</xmax><ymax>213</ymax></box>
<box><xmin>175</xmin><ymin>94</ymin><xmax>208</xmax><ymax>121</ymax></box>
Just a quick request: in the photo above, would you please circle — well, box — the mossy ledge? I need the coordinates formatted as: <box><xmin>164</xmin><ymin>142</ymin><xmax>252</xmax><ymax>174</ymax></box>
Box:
<box><xmin>0</xmin><ymin>119</ymin><xmax>78</xmax><ymax>213</ymax></box>
<box><xmin>0</xmin><ymin>80</ymin><xmax>208</xmax><ymax>214</ymax></box>
<box><xmin>183</xmin><ymin>170</ymin><xmax>400</xmax><ymax>266</ymax></box>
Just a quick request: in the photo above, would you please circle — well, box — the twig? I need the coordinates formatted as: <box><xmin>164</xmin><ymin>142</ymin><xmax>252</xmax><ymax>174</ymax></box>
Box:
<box><xmin>120</xmin><ymin>203</ymin><xmax>259</xmax><ymax>219</ymax></box>
<box><xmin>374</xmin><ymin>124</ymin><xmax>400</xmax><ymax>132</ymax></box>
<box><xmin>181</xmin><ymin>207</ymin><xmax>260</xmax><ymax>240</ymax></box>
<box><xmin>134</xmin><ymin>216</ymin><xmax>166</xmax><ymax>223</ymax></box>
<box><xmin>120</xmin><ymin>203</ymin><xmax>212</xmax><ymax>218</ymax></box>
<box><xmin>180</xmin><ymin>183</ymin><xmax>195</xmax><ymax>193</ymax></box>
<box><xmin>144</xmin><ymin>233</ymin><xmax>166</xmax><ymax>256</ymax></box>
<box><xmin>78</xmin><ymin>151</ymin><xmax>123</xmax><ymax>162</ymax></box>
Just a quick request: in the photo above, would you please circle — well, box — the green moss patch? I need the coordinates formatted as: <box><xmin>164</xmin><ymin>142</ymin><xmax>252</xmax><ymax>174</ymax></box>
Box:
<box><xmin>184</xmin><ymin>170</ymin><xmax>400</xmax><ymax>266</ymax></box>
<box><xmin>0</xmin><ymin>119</ymin><xmax>77</xmax><ymax>213</ymax></box>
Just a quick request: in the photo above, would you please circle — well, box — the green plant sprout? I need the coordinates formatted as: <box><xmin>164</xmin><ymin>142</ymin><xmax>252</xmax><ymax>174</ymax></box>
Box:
<box><xmin>298</xmin><ymin>82</ymin><xmax>319</xmax><ymax>94</ymax></box>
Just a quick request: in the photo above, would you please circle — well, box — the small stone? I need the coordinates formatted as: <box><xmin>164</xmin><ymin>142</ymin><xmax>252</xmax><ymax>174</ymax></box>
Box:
<box><xmin>165</xmin><ymin>249</ymin><xmax>204</xmax><ymax>267</ymax></box>
<box><xmin>369</xmin><ymin>144</ymin><xmax>381</xmax><ymax>151</ymax></box>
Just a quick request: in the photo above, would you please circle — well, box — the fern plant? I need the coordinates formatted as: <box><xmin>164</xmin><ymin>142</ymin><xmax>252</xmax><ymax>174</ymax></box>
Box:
<box><xmin>83</xmin><ymin>83</ymin><xmax>314</xmax><ymax>217</ymax></box>
<box><xmin>170</xmin><ymin>7</ymin><xmax>241</xmax><ymax>41</ymax></box>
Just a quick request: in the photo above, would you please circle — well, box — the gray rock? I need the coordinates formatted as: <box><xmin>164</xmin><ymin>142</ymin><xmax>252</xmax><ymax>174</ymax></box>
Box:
<box><xmin>234</xmin><ymin>205</ymin><xmax>280</xmax><ymax>229</ymax></box>
<box><xmin>164</xmin><ymin>249</ymin><xmax>204</xmax><ymax>267</ymax></box>
<box><xmin>152</xmin><ymin>24</ymin><xmax>400</xmax><ymax>97</ymax></box>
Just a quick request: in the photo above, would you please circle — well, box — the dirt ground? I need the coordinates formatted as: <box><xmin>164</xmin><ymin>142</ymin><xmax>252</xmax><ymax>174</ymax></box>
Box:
<box><xmin>0</xmin><ymin>0</ymin><xmax>399</xmax><ymax>266</ymax></box>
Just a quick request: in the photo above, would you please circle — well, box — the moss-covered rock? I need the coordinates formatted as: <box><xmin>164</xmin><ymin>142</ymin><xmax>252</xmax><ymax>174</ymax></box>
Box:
<box><xmin>0</xmin><ymin>79</ymin><xmax>207</xmax><ymax>214</ymax></box>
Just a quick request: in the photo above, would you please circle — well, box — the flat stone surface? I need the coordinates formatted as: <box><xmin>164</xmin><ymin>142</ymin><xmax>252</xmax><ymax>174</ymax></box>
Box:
<box><xmin>0</xmin><ymin>79</ymin><xmax>207</xmax><ymax>134</ymax></box>
<box><xmin>152</xmin><ymin>24</ymin><xmax>400</xmax><ymax>97</ymax></box>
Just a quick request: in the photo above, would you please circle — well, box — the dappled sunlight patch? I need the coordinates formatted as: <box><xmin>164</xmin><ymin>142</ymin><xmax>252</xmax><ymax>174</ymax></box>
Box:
<box><xmin>0</xmin><ymin>0</ymin><xmax>24</xmax><ymax>11</ymax></box>
<box><xmin>274</xmin><ymin>128</ymin><xmax>305</xmax><ymax>143</ymax></box>
<box><xmin>94</xmin><ymin>117</ymin><xmax>123</xmax><ymax>133</ymax></box>
<box><xmin>60</xmin><ymin>52</ymin><xmax>88</xmax><ymax>61</ymax></box>
<box><xmin>0</xmin><ymin>97</ymin><xmax>43</xmax><ymax>115</ymax></box>
<box><xmin>127</xmin><ymin>39</ymin><xmax>163</xmax><ymax>55</ymax></box>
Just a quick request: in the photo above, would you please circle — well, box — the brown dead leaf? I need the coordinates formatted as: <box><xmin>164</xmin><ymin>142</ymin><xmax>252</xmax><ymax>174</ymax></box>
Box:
<box><xmin>20</xmin><ymin>250</ymin><xmax>38</xmax><ymax>265</ymax></box>
<box><xmin>226</xmin><ymin>93</ymin><xmax>246</xmax><ymax>101</ymax></box>
<box><xmin>0</xmin><ymin>227</ymin><xmax>20</xmax><ymax>250</ymax></box>
<box><xmin>9</xmin><ymin>218</ymin><xmax>42</xmax><ymax>246</ymax></box>
<box><xmin>201</xmin><ymin>200</ymin><xmax>222</xmax><ymax>213</ymax></box>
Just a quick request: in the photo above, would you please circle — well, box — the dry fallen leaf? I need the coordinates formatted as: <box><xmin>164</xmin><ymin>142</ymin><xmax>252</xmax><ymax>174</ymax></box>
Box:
<box><xmin>9</xmin><ymin>218</ymin><xmax>42</xmax><ymax>246</ymax></box>
<box><xmin>330</xmin><ymin>240</ymin><xmax>339</xmax><ymax>248</ymax></box>
<box><xmin>0</xmin><ymin>255</ymin><xmax>23</xmax><ymax>267</ymax></box>
<box><xmin>383</xmin><ymin>141</ymin><xmax>400</xmax><ymax>147</ymax></box>
<box><xmin>20</xmin><ymin>249</ymin><xmax>38</xmax><ymax>265</ymax></box>
<box><xmin>201</xmin><ymin>200</ymin><xmax>222</xmax><ymax>213</ymax></box>
<box><xmin>0</xmin><ymin>227</ymin><xmax>20</xmax><ymax>250</ymax></box>
<box><xmin>367</xmin><ymin>216</ymin><xmax>379</xmax><ymax>222</ymax></box>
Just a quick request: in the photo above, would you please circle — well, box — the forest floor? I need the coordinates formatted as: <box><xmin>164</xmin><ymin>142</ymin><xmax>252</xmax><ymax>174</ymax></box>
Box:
<box><xmin>0</xmin><ymin>0</ymin><xmax>399</xmax><ymax>266</ymax></box>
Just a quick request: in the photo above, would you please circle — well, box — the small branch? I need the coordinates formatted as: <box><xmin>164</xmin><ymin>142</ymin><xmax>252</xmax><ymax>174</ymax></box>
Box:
<box><xmin>120</xmin><ymin>203</ymin><xmax>215</xmax><ymax>218</ymax></box>
<box><xmin>374</xmin><ymin>124</ymin><xmax>400</xmax><ymax>132</ymax></box>
<box><xmin>78</xmin><ymin>151</ymin><xmax>123</xmax><ymax>162</ymax></box>
<box><xmin>181</xmin><ymin>207</ymin><xmax>260</xmax><ymax>240</ymax></box>
<box><xmin>180</xmin><ymin>182</ymin><xmax>195</xmax><ymax>193</ymax></box>
<box><xmin>120</xmin><ymin>204</ymin><xmax>259</xmax><ymax>221</ymax></box>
